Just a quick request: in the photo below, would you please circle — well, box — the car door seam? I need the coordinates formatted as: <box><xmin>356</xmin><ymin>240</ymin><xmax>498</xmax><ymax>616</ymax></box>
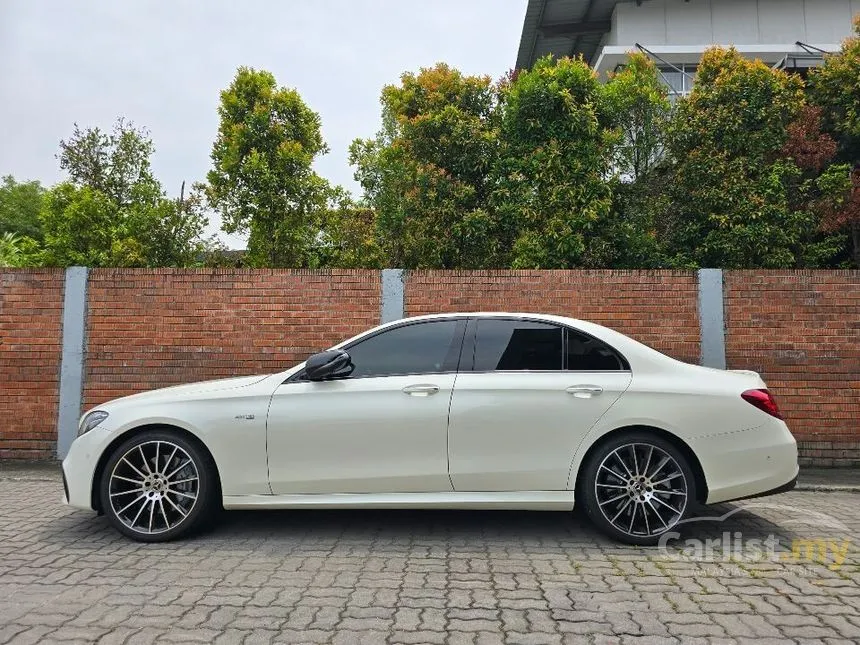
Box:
<box><xmin>446</xmin><ymin>373</ymin><xmax>458</xmax><ymax>491</ymax></box>
<box><xmin>564</xmin><ymin>373</ymin><xmax>635</xmax><ymax>491</ymax></box>
<box><xmin>264</xmin><ymin>388</ymin><xmax>278</xmax><ymax>495</ymax></box>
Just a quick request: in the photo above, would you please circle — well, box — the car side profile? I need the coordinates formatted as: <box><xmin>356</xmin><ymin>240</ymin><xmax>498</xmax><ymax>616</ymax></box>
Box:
<box><xmin>62</xmin><ymin>313</ymin><xmax>799</xmax><ymax>545</ymax></box>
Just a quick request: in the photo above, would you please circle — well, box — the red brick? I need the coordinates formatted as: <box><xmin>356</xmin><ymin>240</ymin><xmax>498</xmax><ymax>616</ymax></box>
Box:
<box><xmin>2</xmin><ymin>268</ymin><xmax>858</xmax><ymax>462</ymax></box>
<box><xmin>725</xmin><ymin>270</ymin><xmax>860</xmax><ymax>446</ymax></box>
<box><xmin>0</xmin><ymin>269</ymin><xmax>64</xmax><ymax>460</ymax></box>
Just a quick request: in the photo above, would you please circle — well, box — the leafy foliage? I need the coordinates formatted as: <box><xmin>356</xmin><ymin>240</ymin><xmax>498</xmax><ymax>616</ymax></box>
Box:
<box><xmin>351</xmin><ymin>57</ymin><xmax>638</xmax><ymax>269</ymax></box>
<box><xmin>602</xmin><ymin>53</ymin><xmax>671</xmax><ymax>183</ymax></box>
<box><xmin>0</xmin><ymin>176</ymin><xmax>45</xmax><ymax>242</ymax></box>
<box><xmin>809</xmin><ymin>15</ymin><xmax>860</xmax><ymax>266</ymax></box>
<box><xmin>659</xmin><ymin>48</ymin><xmax>843</xmax><ymax>268</ymax></box>
<box><xmin>350</xmin><ymin>64</ymin><xmax>502</xmax><ymax>268</ymax></box>
<box><xmin>810</xmin><ymin>16</ymin><xmax>860</xmax><ymax>161</ymax></box>
<box><xmin>58</xmin><ymin>119</ymin><xmax>157</xmax><ymax>208</ymax></box>
<box><xmin>0</xmin><ymin>232</ymin><xmax>29</xmax><ymax>267</ymax></box>
<box><xmin>497</xmin><ymin>56</ymin><xmax>614</xmax><ymax>268</ymax></box>
<box><xmin>40</xmin><ymin>120</ymin><xmax>215</xmax><ymax>267</ymax></box>
<box><xmin>597</xmin><ymin>54</ymin><xmax>672</xmax><ymax>267</ymax></box>
<box><xmin>205</xmin><ymin>67</ymin><xmax>331</xmax><ymax>267</ymax></box>
<box><xmin>308</xmin><ymin>189</ymin><xmax>383</xmax><ymax>268</ymax></box>
<box><xmin>7</xmin><ymin>40</ymin><xmax>860</xmax><ymax>270</ymax></box>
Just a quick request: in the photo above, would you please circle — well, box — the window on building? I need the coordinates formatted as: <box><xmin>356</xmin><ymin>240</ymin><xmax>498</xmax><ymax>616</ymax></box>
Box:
<box><xmin>658</xmin><ymin>64</ymin><xmax>697</xmax><ymax>97</ymax></box>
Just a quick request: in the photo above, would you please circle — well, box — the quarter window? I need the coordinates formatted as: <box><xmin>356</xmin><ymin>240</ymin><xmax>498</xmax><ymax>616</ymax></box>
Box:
<box><xmin>345</xmin><ymin>320</ymin><xmax>461</xmax><ymax>378</ymax></box>
<box><xmin>566</xmin><ymin>328</ymin><xmax>627</xmax><ymax>371</ymax></box>
<box><xmin>474</xmin><ymin>320</ymin><xmax>563</xmax><ymax>371</ymax></box>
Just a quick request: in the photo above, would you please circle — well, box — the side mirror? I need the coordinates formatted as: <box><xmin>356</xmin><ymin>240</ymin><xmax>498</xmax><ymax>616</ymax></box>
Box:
<box><xmin>305</xmin><ymin>349</ymin><xmax>354</xmax><ymax>381</ymax></box>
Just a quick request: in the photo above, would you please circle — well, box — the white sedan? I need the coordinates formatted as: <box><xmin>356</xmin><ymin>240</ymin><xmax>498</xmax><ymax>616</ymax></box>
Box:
<box><xmin>63</xmin><ymin>313</ymin><xmax>798</xmax><ymax>545</ymax></box>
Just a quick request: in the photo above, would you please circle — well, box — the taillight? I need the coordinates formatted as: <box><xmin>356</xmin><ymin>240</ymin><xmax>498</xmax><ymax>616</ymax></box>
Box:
<box><xmin>741</xmin><ymin>389</ymin><xmax>783</xmax><ymax>419</ymax></box>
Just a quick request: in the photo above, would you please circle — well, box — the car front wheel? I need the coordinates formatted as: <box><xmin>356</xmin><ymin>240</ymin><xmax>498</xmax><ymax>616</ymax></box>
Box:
<box><xmin>580</xmin><ymin>432</ymin><xmax>696</xmax><ymax>546</ymax></box>
<box><xmin>99</xmin><ymin>430</ymin><xmax>217</xmax><ymax>542</ymax></box>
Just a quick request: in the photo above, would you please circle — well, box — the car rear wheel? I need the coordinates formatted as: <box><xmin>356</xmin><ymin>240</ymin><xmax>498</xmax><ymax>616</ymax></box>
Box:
<box><xmin>99</xmin><ymin>430</ymin><xmax>217</xmax><ymax>542</ymax></box>
<box><xmin>580</xmin><ymin>432</ymin><xmax>696</xmax><ymax>546</ymax></box>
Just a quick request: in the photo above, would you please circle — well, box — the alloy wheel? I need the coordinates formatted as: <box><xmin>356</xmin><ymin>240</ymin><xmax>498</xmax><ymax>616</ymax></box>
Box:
<box><xmin>108</xmin><ymin>440</ymin><xmax>200</xmax><ymax>535</ymax></box>
<box><xmin>593</xmin><ymin>442</ymin><xmax>688</xmax><ymax>537</ymax></box>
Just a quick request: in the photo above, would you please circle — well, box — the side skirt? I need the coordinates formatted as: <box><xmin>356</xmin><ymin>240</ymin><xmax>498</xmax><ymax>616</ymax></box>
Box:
<box><xmin>223</xmin><ymin>491</ymin><xmax>575</xmax><ymax>511</ymax></box>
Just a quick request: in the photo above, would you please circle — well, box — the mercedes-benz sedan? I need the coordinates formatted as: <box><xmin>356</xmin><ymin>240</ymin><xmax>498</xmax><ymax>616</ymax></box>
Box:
<box><xmin>63</xmin><ymin>313</ymin><xmax>799</xmax><ymax>545</ymax></box>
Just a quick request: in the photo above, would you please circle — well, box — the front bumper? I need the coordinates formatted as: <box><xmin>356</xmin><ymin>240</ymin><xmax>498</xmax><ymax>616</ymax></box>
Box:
<box><xmin>62</xmin><ymin>425</ymin><xmax>114</xmax><ymax>510</ymax></box>
<box><xmin>62</xmin><ymin>469</ymin><xmax>70</xmax><ymax>504</ymax></box>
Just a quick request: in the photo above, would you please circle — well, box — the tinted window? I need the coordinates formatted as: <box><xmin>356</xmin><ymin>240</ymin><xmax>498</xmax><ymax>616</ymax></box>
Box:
<box><xmin>474</xmin><ymin>319</ymin><xmax>563</xmax><ymax>371</ymax></box>
<box><xmin>566</xmin><ymin>329</ymin><xmax>626</xmax><ymax>371</ymax></box>
<box><xmin>345</xmin><ymin>320</ymin><xmax>460</xmax><ymax>378</ymax></box>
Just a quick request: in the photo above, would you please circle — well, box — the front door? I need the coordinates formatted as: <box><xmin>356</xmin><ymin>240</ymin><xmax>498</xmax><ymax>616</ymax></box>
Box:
<box><xmin>448</xmin><ymin>318</ymin><xmax>632</xmax><ymax>491</ymax></box>
<box><xmin>267</xmin><ymin>318</ymin><xmax>466</xmax><ymax>494</ymax></box>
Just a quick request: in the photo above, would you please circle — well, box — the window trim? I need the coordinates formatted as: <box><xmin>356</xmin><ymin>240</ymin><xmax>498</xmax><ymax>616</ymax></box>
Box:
<box><xmin>285</xmin><ymin>317</ymin><xmax>469</xmax><ymax>383</ymax></box>
<box><xmin>463</xmin><ymin>316</ymin><xmax>630</xmax><ymax>374</ymax></box>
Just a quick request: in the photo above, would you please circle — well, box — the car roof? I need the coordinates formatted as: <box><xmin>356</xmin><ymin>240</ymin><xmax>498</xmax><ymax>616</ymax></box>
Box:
<box><xmin>361</xmin><ymin>312</ymin><xmax>626</xmax><ymax>348</ymax></box>
<box><xmin>388</xmin><ymin>312</ymin><xmax>585</xmax><ymax>325</ymax></box>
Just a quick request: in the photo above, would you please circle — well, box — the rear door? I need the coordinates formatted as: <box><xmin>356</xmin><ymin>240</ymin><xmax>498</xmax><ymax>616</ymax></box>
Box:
<box><xmin>447</xmin><ymin>317</ymin><xmax>632</xmax><ymax>491</ymax></box>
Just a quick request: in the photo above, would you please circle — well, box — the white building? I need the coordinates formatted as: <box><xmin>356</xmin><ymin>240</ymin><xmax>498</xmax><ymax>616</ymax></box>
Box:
<box><xmin>516</xmin><ymin>0</ymin><xmax>860</xmax><ymax>96</ymax></box>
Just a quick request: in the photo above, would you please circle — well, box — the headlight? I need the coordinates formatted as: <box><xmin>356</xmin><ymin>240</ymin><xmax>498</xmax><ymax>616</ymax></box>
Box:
<box><xmin>78</xmin><ymin>410</ymin><xmax>109</xmax><ymax>437</ymax></box>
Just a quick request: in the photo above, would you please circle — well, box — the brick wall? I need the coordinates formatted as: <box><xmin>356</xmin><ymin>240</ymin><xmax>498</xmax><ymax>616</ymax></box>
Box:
<box><xmin>0</xmin><ymin>270</ymin><xmax>65</xmax><ymax>459</ymax></box>
<box><xmin>724</xmin><ymin>271</ymin><xmax>860</xmax><ymax>467</ymax></box>
<box><xmin>83</xmin><ymin>269</ymin><xmax>380</xmax><ymax>409</ymax></box>
<box><xmin>405</xmin><ymin>270</ymin><xmax>700</xmax><ymax>363</ymax></box>
<box><xmin>1</xmin><ymin>268</ymin><xmax>857</xmax><ymax>463</ymax></box>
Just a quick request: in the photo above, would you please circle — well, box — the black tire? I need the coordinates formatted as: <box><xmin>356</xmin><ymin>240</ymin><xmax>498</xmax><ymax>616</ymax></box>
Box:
<box><xmin>579</xmin><ymin>431</ymin><xmax>697</xmax><ymax>546</ymax></box>
<box><xmin>99</xmin><ymin>430</ymin><xmax>218</xmax><ymax>542</ymax></box>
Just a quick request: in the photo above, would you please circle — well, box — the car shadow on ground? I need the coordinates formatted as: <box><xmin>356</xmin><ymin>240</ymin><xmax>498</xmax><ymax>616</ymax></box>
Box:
<box><xmin>40</xmin><ymin>499</ymin><xmax>808</xmax><ymax>555</ymax></box>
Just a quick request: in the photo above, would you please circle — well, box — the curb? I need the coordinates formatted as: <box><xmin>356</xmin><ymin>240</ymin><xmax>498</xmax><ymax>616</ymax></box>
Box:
<box><xmin>795</xmin><ymin>483</ymin><xmax>860</xmax><ymax>493</ymax></box>
<box><xmin>0</xmin><ymin>461</ymin><xmax>61</xmax><ymax>482</ymax></box>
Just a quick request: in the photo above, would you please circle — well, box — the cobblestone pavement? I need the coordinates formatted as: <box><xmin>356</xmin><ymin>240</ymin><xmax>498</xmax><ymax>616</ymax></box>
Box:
<box><xmin>1</xmin><ymin>468</ymin><xmax>859</xmax><ymax>645</ymax></box>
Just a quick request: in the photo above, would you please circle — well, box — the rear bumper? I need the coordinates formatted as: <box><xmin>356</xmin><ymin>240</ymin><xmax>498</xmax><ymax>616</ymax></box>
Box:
<box><xmin>692</xmin><ymin>418</ymin><xmax>799</xmax><ymax>505</ymax></box>
<box><xmin>717</xmin><ymin>474</ymin><xmax>797</xmax><ymax>504</ymax></box>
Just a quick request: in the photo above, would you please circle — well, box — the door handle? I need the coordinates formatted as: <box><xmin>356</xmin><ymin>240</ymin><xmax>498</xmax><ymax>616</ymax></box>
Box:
<box><xmin>566</xmin><ymin>385</ymin><xmax>603</xmax><ymax>398</ymax></box>
<box><xmin>402</xmin><ymin>384</ymin><xmax>440</xmax><ymax>396</ymax></box>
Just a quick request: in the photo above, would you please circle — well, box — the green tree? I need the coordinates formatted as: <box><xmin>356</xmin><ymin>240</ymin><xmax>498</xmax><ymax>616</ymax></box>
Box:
<box><xmin>41</xmin><ymin>183</ymin><xmax>138</xmax><ymax>266</ymax></box>
<box><xmin>809</xmin><ymin>16</ymin><xmax>860</xmax><ymax>161</ymax></box>
<box><xmin>205</xmin><ymin>67</ymin><xmax>330</xmax><ymax>267</ymax></box>
<box><xmin>310</xmin><ymin>190</ymin><xmax>383</xmax><ymax>268</ymax></box>
<box><xmin>496</xmin><ymin>55</ymin><xmax>614</xmax><ymax>268</ymax></box>
<box><xmin>596</xmin><ymin>53</ymin><xmax>672</xmax><ymax>268</ymax></box>
<box><xmin>41</xmin><ymin>119</ymin><xmax>214</xmax><ymax>267</ymax></box>
<box><xmin>0</xmin><ymin>232</ymin><xmax>28</xmax><ymax>267</ymax></box>
<box><xmin>777</xmin><ymin>106</ymin><xmax>853</xmax><ymax>266</ymax></box>
<box><xmin>809</xmin><ymin>15</ymin><xmax>860</xmax><ymax>266</ymax></box>
<box><xmin>602</xmin><ymin>52</ymin><xmax>671</xmax><ymax>182</ymax></box>
<box><xmin>134</xmin><ymin>183</ymin><xmax>220</xmax><ymax>268</ymax></box>
<box><xmin>661</xmin><ymin>47</ymin><xmax>840</xmax><ymax>268</ymax></box>
<box><xmin>0</xmin><ymin>175</ymin><xmax>45</xmax><ymax>241</ymax></box>
<box><xmin>350</xmin><ymin>63</ymin><xmax>502</xmax><ymax>268</ymax></box>
<box><xmin>59</xmin><ymin>119</ymin><xmax>158</xmax><ymax>207</ymax></box>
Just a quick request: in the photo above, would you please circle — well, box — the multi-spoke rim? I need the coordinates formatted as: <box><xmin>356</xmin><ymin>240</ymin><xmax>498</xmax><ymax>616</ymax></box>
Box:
<box><xmin>594</xmin><ymin>442</ymin><xmax>687</xmax><ymax>537</ymax></box>
<box><xmin>108</xmin><ymin>440</ymin><xmax>199</xmax><ymax>535</ymax></box>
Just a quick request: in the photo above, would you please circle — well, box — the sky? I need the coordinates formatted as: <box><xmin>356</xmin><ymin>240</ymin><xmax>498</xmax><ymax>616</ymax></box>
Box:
<box><xmin>0</xmin><ymin>0</ymin><xmax>527</xmax><ymax>247</ymax></box>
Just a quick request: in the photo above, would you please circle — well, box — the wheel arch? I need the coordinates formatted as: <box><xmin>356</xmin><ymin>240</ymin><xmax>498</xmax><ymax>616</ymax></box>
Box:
<box><xmin>572</xmin><ymin>424</ymin><xmax>709</xmax><ymax>504</ymax></box>
<box><xmin>90</xmin><ymin>423</ymin><xmax>223</xmax><ymax>513</ymax></box>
